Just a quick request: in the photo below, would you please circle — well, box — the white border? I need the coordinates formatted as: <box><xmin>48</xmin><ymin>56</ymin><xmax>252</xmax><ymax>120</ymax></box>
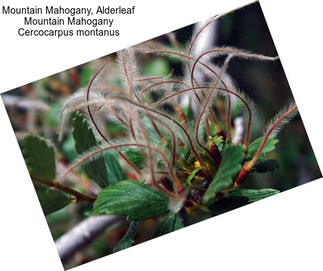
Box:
<box><xmin>1</xmin><ymin>1</ymin><xmax>323</xmax><ymax>270</ymax></box>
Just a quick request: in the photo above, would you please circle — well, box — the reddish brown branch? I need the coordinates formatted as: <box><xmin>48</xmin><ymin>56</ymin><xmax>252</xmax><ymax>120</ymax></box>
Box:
<box><xmin>33</xmin><ymin>178</ymin><xmax>97</xmax><ymax>203</ymax></box>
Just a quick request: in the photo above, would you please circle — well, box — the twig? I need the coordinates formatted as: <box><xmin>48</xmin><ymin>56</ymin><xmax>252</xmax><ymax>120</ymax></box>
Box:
<box><xmin>55</xmin><ymin>215</ymin><xmax>124</xmax><ymax>262</ymax></box>
<box><xmin>33</xmin><ymin>179</ymin><xmax>97</xmax><ymax>203</ymax></box>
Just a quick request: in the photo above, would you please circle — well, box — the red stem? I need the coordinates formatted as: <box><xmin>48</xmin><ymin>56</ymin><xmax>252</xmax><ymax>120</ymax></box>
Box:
<box><xmin>59</xmin><ymin>143</ymin><xmax>183</xmax><ymax>193</ymax></box>
<box><xmin>34</xmin><ymin>179</ymin><xmax>96</xmax><ymax>203</ymax></box>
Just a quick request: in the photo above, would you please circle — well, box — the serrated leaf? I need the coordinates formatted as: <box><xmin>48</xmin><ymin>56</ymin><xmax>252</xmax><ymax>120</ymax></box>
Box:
<box><xmin>124</xmin><ymin>149</ymin><xmax>144</xmax><ymax>170</ymax></box>
<box><xmin>105</xmin><ymin>151</ymin><xmax>126</xmax><ymax>185</ymax></box>
<box><xmin>22</xmin><ymin>135</ymin><xmax>56</xmax><ymax>181</ymax></box>
<box><xmin>72</xmin><ymin>112</ymin><xmax>108</xmax><ymax>188</ymax></box>
<box><xmin>35</xmin><ymin>185</ymin><xmax>73</xmax><ymax>215</ymax></box>
<box><xmin>114</xmin><ymin>221</ymin><xmax>137</xmax><ymax>252</ymax></box>
<box><xmin>228</xmin><ymin>188</ymin><xmax>280</xmax><ymax>203</ymax></box>
<box><xmin>93</xmin><ymin>180</ymin><xmax>170</xmax><ymax>220</ymax></box>
<box><xmin>203</xmin><ymin>145</ymin><xmax>244</xmax><ymax>204</ymax></box>
<box><xmin>253</xmin><ymin>159</ymin><xmax>279</xmax><ymax>173</ymax></box>
<box><xmin>155</xmin><ymin>213</ymin><xmax>176</xmax><ymax>237</ymax></box>
<box><xmin>247</xmin><ymin>137</ymin><xmax>279</xmax><ymax>160</ymax></box>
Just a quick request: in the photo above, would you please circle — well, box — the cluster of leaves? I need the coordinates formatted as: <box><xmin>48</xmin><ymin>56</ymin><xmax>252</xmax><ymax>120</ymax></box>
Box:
<box><xmin>21</xmin><ymin>13</ymin><xmax>299</xmax><ymax>252</ymax></box>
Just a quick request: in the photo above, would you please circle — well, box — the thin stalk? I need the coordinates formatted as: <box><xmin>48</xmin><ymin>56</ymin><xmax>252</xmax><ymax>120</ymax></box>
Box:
<box><xmin>187</xmin><ymin>16</ymin><xmax>223</xmax><ymax>103</ymax></box>
<box><xmin>159</xmin><ymin>82</ymin><xmax>189</xmax><ymax>126</ymax></box>
<box><xmin>33</xmin><ymin>178</ymin><xmax>96</xmax><ymax>203</ymax></box>
<box><xmin>152</xmin><ymin>86</ymin><xmax>252</xmax><ymax>148</ymax></box>
<box><xmin>167</xmin><ymin>32</ymin><xmax>181</xmax><ymax>49</ymax></box>
<box><xmin>187</xmin><ymin>15</ymin><xmax>223</xmax><ymax>58</ymax></box>
<box><xmin>139</xmin><ymin>48</ymin><xmax>229</xmax><ymax>132</ymax></box>
<box><xmin>187</xmin><ymin>14</ymin><xmax>223</xmax><ymax>83</ymax></box>
<box><xmin>226</xmin><ymin>94</ymin><xmax>232</xmax><ymax>142</ymax></box>
<box><xmin>92</xmin><ymin>85</ymin><xmax>126</xmax><ymax>94</ymax></box>
<box><xmin>139</xmin><ymin>79</ymin><xmax>189</xmax><ymax>126</ymax></box>
<box><xmin>107</xmin><ymin>106</ymin><xmax>128</xmax><ymax>127</ymax></box>
<box><xmin>153</xmin><ymin>86</ymin><xmax>210</xmax><ymax>105</ymax></box>
<box><xmin>136</xmin><ymin>76</ymin><xmax>166</xmax><ymax>82</ymax></box>
<box><xmin>86</xmin><ymin>65</ymin><xmax>110</xmax><ymax>143</ymax></box>
<box><xmin>58</xmin><ymin>142</ymin><xmax>183</xmax><ymax>193</ymax></box>
<box><xmin>235</xmin><ymin>105</ymin><xmax>298</xmax><ymax>186</ymax></box>
<box><xmin>120</xmin><ymin>49</ymin><xmax>133</xmax><ymax>96</ymax></box>
<box><xmin>150</xmin><ymin>117</ymin><xmax>165</xmax><ymax>141</ymax></box>
<box><xmin>195</xmin><ymin>56</ymin><xmax>232</xmax><ymax>157</ymax></box>
<box><xmin>140</xmin><ymin>49</ymin><xmax>227</xmax><ymax>85</ymax></box>
<box><xmin>85</xmin><ymin>66</ymin><xmax>141</xmax><ymax>175</ymax></box>
<box><xmin>139</xmin><ymin>79</ymin><xmax>189</xmax><ymax>97</ymax></box>
<box><xmin>249</xmin><ymin>105</ymin><xmax>297</xmax><ymax>169</ymax></box>
<box><xmin>108</xmin><ymin>96</ymin><xmax>204</xmax><ymax>165</ymax></box>
<box><xmin>128</xmin><ymin>118</ymin><xmax>137</xmax><ymax>141</ymax></box>
<box><xmin>205</xmin><ymin>118</ymin><xmax>212</xmax><ymax>137</ymax></box>
<box><xmin>147</xmin><ymin>114</ymin><xmax>177</xmax><ymax>167</ymax></box>
<box><xmin>111</xmin><ymin>102</ymin><xmax>158</xmax><ymax>189</ymax></box>
<box><xmin>190</xmin><ymin>48</ymin><xmax>277</xmax><ymax>87</ymax></box>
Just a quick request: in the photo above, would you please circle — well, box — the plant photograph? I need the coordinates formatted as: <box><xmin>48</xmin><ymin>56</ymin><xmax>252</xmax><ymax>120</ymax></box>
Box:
<box><xmin>1</xmin><ymin>2</ymin><xmax>321</xmax><ymax>269</ymax></box>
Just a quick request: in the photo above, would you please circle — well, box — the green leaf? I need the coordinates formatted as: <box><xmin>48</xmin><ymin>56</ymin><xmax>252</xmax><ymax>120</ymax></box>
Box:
<box><xmin>186</xmin><ymin>167</ymin><xmax>202</xmax><ymax>186</ymax></box>
<box><xmin>61</xmin><ymin>134</ymin><xmax>78</xmax><ymax>161</ymax></box>
<box><xmin>253</xmin><ymin>159</ymin><xmax>279</xmax><ymax>173</ymax></box>
<box><xmin>124</xmin><ymin>149</ymin><xmax>144</xmax><ymax>170</ymax></box>
<box><xmin>114</xmin><ymin>221</ymin><xmax>137</xmax><ymax>252</ymax></box>
<box><xmin>93</xmin><ymin>180</ymin><xmax>170</xmax><ymax>220</ymax></box>
<box><xmin>35</xmin><ymin>185</ymin><xmax>73</xmax><ymax>215</ymax></box>
<box><xmin>228</xmin><ymin>188</ymin><xmax>280</xmax><ymax>203</ymax></box>
<box><xmin>212</xmin><ymin>135</ymin><xmax>224</xmax><ymax>151</ymax></box>
<box><xmin>155</xmin><ymin>213</ymin><xmax>176</xmax><ymax>237</ymax></box>
<box><xmin>203</xmin><ymin>145</ymin><xmax>244</xmax><ymax>204</ymax></box>
<box><xmin>247</xmin><ymin>137</ymin><xmax>279</xmax><ymax>160</ymax></box>
<box><xmin>105</xmin><ymin>151</ymin><xmax>126</xmax><ymax>185</ymax></box>
<box><xmin>106</xmin><ymin>122</ymin><xmax>127</xmax><ymax>136</ymax></box>
<box><xmin>72</xmin><ymin>112</ymin><xmax>108</xmax><ymax>188</ymax></box>
<box><xmin>22</xmin><ymin>135</ymin><xmax>56</xmax><ymax>181</ymax></box>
